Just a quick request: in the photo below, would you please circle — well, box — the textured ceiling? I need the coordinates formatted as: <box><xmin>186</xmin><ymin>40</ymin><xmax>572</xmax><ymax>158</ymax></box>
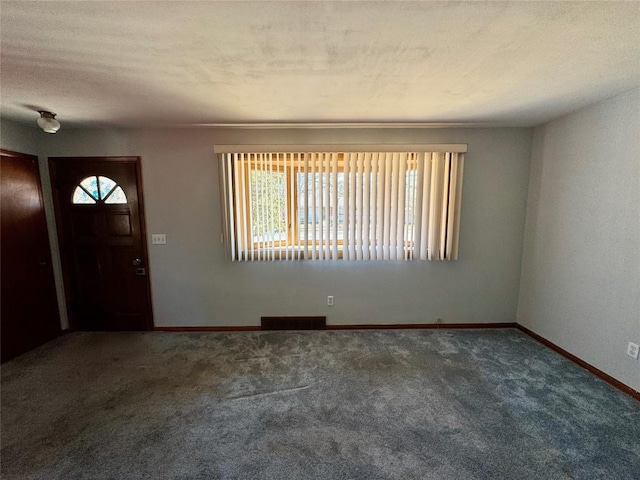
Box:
<box><xmin>1</xmin><ymin>1</ymin><xmax>639</xmax><ymax>128</ymax></box>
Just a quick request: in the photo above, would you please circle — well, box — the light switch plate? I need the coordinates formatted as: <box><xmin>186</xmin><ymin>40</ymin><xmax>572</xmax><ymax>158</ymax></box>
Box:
<box><xmin>151</xmin><ymin>234</ymin><xmax>167</xmax><ymax>245</ymax></box>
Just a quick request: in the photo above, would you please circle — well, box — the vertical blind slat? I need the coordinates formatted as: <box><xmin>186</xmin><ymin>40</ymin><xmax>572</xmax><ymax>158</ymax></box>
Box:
<box><xmin>413</xmin><ymin>152</ymin><xmax>424</xmax><ymax>260</ymax></box>
<box><xmin>243</xmin><ymin>153</ymin><xmax>250</xmax><ymax>261</ymax></box>
<box><xmin>266</xmin><ymin>153</ymin><xmax>271</xmax><ymax>261</ymax></box>
<box><xmin>268</xmin><ymin>152</ymin><xmax>273</xmax><ymax>260</ymax></box>
<box><xmin>445</xmin><ymin>153</ymin><xmax>457</xmax><ymax>260</ymax></box>
<box><xmin>292</xmin><ymin>153</ymin><xmax>297</xmax><ymax>259</ymax></box>
<box><xmin>304</xmin><ymin>153</ymin><xmax>309</xmax><ymax>260</ymax></box>
<box><xmin>450</xmin><ymin>153</ymin><xmax>464</xmax><ymax>260</ymax></box>
<box><xmin>331</xmin><ymin>153</ymin><xmax>339</xmax><ymax>260</ymax></box>
<box><xmin>348</xmin><ymin>152</ymin><xmax>357</xmax><ymax>261</ymax></box>
<box><xmin>344</xmin><ymin>152</ymin><xmax>349</xmax><ymax>260</ymax></box>
<box><xmin>318</xmin><ymin>153</ymin><xmax>322</xmax><ymax>260</ymax></box>
<box><xmin>420</xmin><ymin>153</ymin><xmax>431</xmax><ymax>260</ymax></box>
<box><xmin>258</xmin><ymin>153</ymin><xmax>264</xmax><ymax>261</ymax></box>
<box><xmin>225</xmin><ymin>154</ymin><xmax>236</xmax><ymax>261</ymax></box>
<box><xmin>233</xmin><ymin>153</ymin><xmax>243</xmax><ymax>260</ymax></box>
<box><xmin>362</xmin><ymin>153</ymin><xmax>371</xmax><ymax>261</ymax></box>
<box><xmin>325</xmin><ymin>153</ymin><xmax>331</xmax><ymax>260</ymax></box>
<box><xmin>283</xmin><ymin>153</ymin><xmax>288</xmax><ymax>260</ymax></box>
<box><xmin>376</xmin><ymin>154</ymin><xmax>385</xmax><ymax>260</ymax></box>
<box><xmin>439</xmin><ymin>153</ymin><xmax>451</xmax><ymax>261</ymax></box>
<box><xmin>355</xmin><ymin>153</ymin><xmax>362</xmax><ymax>260</ymax></box>
<box><xmin>291</xmin><ymin>153</ymin><xmax>295</xmax><ymax>260</ymax></box>
<box><xmin>382</xmin><ymin>153</ymin><xmax>391</xmax><ymax>260</ymax></box>
<box><xmin>397</xmin><ymin>153</ymin><xmax>407</xmax><ymax>260</ymax></box>
<box><xmin>428</xmin><ymin>153</ymin><xmax>442</xmax><ymax>260</ymax></box>
<box><xmin>389</xmin><ymin>153</ymin><xmax>398</xmax><ymax>260</ymax></box>
<box><xmin>369</xmin><ymin>153</ymin><xmax>378</xmax><ymax>260</ymax></box>
<box><xmin>311</xmin><ymin>153</ymin><xmax>317</xmax><ymax>260</ymax></box>
<box><xmin>262</xmin><ymin>152</ymin><xmax>267</xmax><ymax>261</ymax></box>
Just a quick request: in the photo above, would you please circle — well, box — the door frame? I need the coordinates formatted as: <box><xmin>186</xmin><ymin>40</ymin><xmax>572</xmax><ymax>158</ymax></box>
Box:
<box><xmin>49</xmin><ymin>156</ymin><xmax>154</xmax><ymax>331</ymax></box>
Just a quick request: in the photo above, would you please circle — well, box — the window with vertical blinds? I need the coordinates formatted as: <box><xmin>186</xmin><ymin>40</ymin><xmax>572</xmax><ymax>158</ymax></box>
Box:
<box><xmin>216</xmin><ymin>145</ymin><xmax>465</xmax><ymax>262</ymax></box>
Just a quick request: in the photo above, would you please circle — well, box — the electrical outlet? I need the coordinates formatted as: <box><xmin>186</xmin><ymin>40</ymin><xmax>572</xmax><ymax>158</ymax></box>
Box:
<box><xmin>627</xmin><ymin>342</ymin><xmax>639</xmax><ymax>359</ymax></box>
<box><xmin>327</xmin><ymin>296</ymin><xmax>334</xmax><ymax>306</ymax></box>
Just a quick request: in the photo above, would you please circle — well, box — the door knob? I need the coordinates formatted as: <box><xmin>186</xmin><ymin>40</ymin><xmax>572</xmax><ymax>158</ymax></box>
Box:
<box><xmin>132</xmin><ymin>258</ymin><xmax>143</xmax><ymax>266</ymax></box>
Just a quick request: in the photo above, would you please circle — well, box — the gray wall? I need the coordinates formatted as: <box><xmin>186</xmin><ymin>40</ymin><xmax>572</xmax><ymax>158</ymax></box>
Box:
<box><xmin>2</xmin><ymin>123</ymin><xmax>533</xmax><ymax>328</ymax></box>
<box><xmin>518</xmin><ymin>88</ymin><xmax>640</xmax><ymax>391</ymax></box>
<box><xmin>0</xmin><ymin>119</ymin><xmax>42</xmax><ymax>155</ymax></box>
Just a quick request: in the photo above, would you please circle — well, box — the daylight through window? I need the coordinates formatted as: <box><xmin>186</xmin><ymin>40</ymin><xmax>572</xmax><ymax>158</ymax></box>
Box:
<box><xmin>218</xmin><ymin>147</ymin><xmax>465</xmax><ymax>262</ymax></box>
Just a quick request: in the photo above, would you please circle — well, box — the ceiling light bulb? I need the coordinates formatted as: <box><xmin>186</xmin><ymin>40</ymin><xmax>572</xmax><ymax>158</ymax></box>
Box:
<box><xmin>37</xmin><ymin>111</ymin><xmax>61</xmax><ymax>134</ymax></box>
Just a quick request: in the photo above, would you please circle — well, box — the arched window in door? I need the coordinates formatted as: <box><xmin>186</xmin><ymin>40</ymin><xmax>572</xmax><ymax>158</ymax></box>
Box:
<box><xmin>72</xmin><ymin>176</ymin><xmax>127</xmax><ymax>204</ymax></box>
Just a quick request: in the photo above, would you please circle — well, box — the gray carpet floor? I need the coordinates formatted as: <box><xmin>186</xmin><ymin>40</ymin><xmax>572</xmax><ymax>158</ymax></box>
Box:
<box><xmin>1</xmin><ymin>329</ymin><xmax>639</xmax><ymax>480</ymax></box>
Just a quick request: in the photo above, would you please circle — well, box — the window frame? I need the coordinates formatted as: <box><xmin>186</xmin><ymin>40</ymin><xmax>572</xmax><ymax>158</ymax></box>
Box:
<box><xmin>217</xmin><ymin>145</ymin><xmax>467</xmax><ymax>262</ymax></box>
<box><xmin>242</xmin><ymin>154</ymin><xmax>361</xmax><ymax>255</ymax></box>
<box><xmin>242</xmin><ymin>155</ymin><xmax>299</xmax><ymax>250</ymax></box>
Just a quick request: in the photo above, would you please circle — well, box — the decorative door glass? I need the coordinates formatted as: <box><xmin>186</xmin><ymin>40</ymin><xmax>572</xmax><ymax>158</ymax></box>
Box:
<box><xmin>72</xmin><ymin>176</ymin><xmax>127</xmax><ymax>204</ymax></box>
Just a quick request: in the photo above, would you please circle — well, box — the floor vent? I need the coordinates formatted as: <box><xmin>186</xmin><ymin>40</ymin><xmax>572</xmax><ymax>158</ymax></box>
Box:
<box><xmin>261</xmin><ymin>316</ymin><xmax>326</xmax><ymax>330</ymax></box>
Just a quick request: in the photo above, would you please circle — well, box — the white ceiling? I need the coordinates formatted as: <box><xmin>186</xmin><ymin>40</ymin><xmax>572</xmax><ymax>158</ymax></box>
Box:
<box><xmin>1</xmin><ymin>1</ymin><xmax>639</xmax><ymax>129</ymax></box>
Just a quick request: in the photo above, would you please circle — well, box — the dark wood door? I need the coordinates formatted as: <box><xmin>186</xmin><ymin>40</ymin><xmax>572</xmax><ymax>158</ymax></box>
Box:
<box><xmin>50</xmin><ymin>157</ymin><xmax>153</xmax><ymax>331</ymax></box>
<box><xmin>1</xmin><ymin>150</ymin><xmax>61</xmax><ymax>362</ymax></box>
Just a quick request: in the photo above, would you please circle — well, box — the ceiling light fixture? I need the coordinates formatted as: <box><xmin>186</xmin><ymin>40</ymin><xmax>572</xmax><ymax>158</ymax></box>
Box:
<box><xmin>37</xmin><ymin>111</ymin><xmax>61</xmax><ymax>134</ymax></box>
